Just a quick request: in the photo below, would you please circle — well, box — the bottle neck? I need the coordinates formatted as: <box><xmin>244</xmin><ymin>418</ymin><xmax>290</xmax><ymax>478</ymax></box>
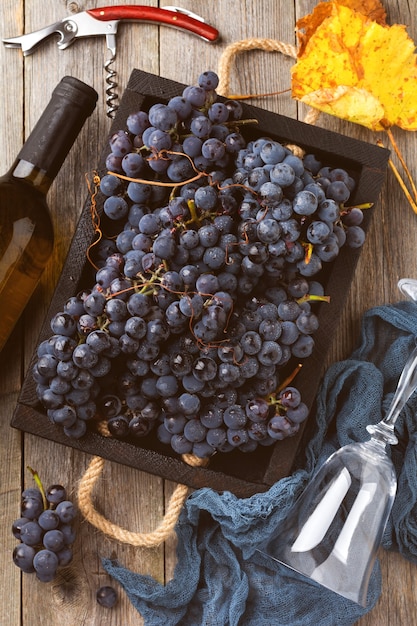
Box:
<box><xmin>13</xmin><ymin>76</ymin><xmax>98</xmax><ymax>182</ymax></box>
<box><xmin>9</xmin><ymin>159</ymin><xmax>53</xmax><ymax>195</ymax></box>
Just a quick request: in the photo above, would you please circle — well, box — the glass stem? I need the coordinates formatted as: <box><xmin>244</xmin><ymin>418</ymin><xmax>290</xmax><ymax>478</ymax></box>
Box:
<box><xmin>366</xmin><ymin>344</ymin><xmax>417</xmax><ymax>446</ymax></box>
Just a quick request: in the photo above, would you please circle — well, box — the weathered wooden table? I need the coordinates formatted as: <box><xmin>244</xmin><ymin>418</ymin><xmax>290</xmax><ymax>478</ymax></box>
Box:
<box><xmin>1</xmin><ymin>1</ymin><xmax>417</xmax><ymax>624</ymax></box>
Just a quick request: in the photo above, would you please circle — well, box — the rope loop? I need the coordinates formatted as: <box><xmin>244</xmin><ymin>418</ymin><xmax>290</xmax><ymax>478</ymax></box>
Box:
<box><xmin>217</xmin><ymin>36</ymin><xmax>320</xmax><ymax>142</ymax></box>
<box><xmin>217</xmin><ymin>38</ymin><xmax>297</xmax><ymax>97</ymax></box>
<box><xmin>77</xmin><ymin>422</ymin><xmax>208</xmax><ymax>547</ymax></box>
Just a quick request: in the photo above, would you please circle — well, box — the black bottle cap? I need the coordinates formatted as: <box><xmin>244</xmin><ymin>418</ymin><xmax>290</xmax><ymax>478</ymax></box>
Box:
<box><xmin>18</xmin><ymin>76</ymin><xmax>98</xmax><ymax>180</ymax></box>
<box><xmin>53</xmin><ymin>76</ymin><xmax>98</xmax><ymax>116</ymax></box>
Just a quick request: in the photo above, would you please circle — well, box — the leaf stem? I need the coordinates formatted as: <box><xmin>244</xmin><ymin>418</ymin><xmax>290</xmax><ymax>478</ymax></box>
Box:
<box><xmin>380</xmin><ymin>130</ymin><xmax>417</xmax><ymax>214</ymax></box>
<box><xmin>385</xmin><ymin>127</ymin><xmax>417</xmax><ymax>204</ymax></box>
<box><xmin>225</xmin><ymin>88</ymin><xmax>291</xmax><ymax>100</ymax></box>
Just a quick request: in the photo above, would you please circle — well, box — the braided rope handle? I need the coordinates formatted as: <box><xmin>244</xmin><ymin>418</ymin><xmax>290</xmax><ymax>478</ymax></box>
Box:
<box><xmin>77</xmin><ymin>423</ymin><xmax>208</xmax><ymax>547</ymax></box>
<box><xmin>218</xmin><ymin>37</ymin><xmax>297</xmax><ymax>96</ymax></box>
<box><xmin>217</xmin><ymin>37</ymin><xmax>320</xmax><ymax>128</ymax></box>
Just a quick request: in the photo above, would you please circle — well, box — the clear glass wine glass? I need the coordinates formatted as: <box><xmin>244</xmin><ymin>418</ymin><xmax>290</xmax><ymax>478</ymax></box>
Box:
<box><xmin>258</xmin><ymin>290</ymin><xmax>417</xmax><ymax>606</ymax></box>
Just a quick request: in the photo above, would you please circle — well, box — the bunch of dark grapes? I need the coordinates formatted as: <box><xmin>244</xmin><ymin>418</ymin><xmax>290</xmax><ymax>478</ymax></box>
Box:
<box><xmin>32</xmin><ymin>70</ymin><xmax>367</xmax><ymax>459</ymax></box>
<box><xmin>12</xmin><ymin>477</ymin><xmax>76</xmax><ymax>582</ymax></box>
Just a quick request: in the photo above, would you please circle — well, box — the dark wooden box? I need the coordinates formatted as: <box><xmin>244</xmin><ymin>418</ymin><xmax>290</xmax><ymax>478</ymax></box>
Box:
<box><xmin>11</xmin><ymin>70</ymin><xmax>389</xmax><ymax>497</ymax></box>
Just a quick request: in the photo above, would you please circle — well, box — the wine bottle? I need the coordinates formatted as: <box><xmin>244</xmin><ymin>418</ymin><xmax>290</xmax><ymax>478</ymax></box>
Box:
<box><xmin>0</xmin><ymin>76</ymin><xmax>98</xmax><ymax>352</ymax></box>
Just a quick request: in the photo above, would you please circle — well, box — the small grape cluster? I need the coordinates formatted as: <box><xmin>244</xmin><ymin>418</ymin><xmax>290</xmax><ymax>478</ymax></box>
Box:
<box><xmin>32</xmin><ymin>70</ymin><xmax>367</xmax><ymax>459</ymax></box>
<box><xmin>12</xmin><ymin>477</ymin><xmax>76</xmax><ymax>582</ymax></box>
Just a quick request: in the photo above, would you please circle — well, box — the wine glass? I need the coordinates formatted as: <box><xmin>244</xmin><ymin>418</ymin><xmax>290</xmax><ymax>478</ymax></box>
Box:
<box><xmin>258</xmin><ymin>301</ymin><xmax>417</xmax><ymax>606</ymax></box>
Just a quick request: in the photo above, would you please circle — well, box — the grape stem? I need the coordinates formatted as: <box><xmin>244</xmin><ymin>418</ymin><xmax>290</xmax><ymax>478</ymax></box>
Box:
<box><xmin>108</xmin><ymin>168</ymin><xmax>206</xmax><ymax>188</ymax></box>
<box><xmin>296</xmin><ymin>293</ymin><xmax>330</xmax><ymax>305</ymax></box>
<box><xmin>342</xmin><ymin>202</ymin><xmax>374</xmax><ymax>212</ymax></box>
<box><xmin>277</xmin><ymin>363</ymin><xmax>303</xmax><ymax>392</ymax></box>
<box><xmin>85</xmin><ymin>171</ymin><xmax>104</xmax><ymax>271</ymax></box>
<box><xmin>265</xmin><ymin>363</ymin><xmax>304</xmax><ymax>414</ymax></box>
<box><xmin>303</xmin><ymin>242</ymin><xmax>313</xmax><ymax>264</ymax></box>
<box><xmin>27</xmin><ymin>466</ymin><xmax>48</xmax><ymax>511</ymax></box>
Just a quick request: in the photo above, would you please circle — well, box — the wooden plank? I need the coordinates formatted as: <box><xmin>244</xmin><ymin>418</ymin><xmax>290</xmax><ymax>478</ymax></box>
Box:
<box><xmin>0</xmin><ymin>1</ymin><xmax>25</xmax><ymax>625</ymax></box>
<box><xmin>1</xmin><ymin>0</ymin><xmax>417</xmax><ymax>624</ymax></box>
<box><xmin>0</xmin><ymin>390</ymin><xmax>22</xmax><ymax>626</ymax></box>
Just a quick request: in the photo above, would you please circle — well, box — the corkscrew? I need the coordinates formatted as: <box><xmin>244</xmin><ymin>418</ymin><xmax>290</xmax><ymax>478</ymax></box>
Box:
<box><xmin>103</xmin><ymin>31</ymin><xmax>118</xmax><ymax>119</ymax></box>
<box><xmin>2</xmin><ymin>5</ymin><xmax>219</xmax><ymax>118</ymax></box>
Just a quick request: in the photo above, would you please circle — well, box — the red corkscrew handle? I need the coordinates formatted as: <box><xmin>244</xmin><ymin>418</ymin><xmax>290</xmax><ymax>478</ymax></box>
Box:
<box><xmin>87</xmin><ymin>6</ymin><xmax>219</xmax><ymax>42</ymax></box>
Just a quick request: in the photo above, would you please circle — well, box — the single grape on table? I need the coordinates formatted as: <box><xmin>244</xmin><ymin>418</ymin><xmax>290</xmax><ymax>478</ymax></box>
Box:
<box><xmin>32</xmin><ymin>70</ymin><xmax>368</xmax><ymax>459</ymax></box>
<box><xmin>96</xmin><ymin>585</ymin><xmax>118</xmax><ymax>608</ymax></box>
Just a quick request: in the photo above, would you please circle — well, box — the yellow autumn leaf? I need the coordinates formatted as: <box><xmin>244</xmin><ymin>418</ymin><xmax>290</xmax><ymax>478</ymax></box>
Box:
<box><xmin>292</xmin><ymin>3</ymin><xmax>417</xmax><ymax>131</ymax></box>
<box><xmin>302</xmin><ymin>85</ymin><xmax>384</xmax><ymax>128</ymax></box>
<box><xmin>296</xmin><ymin>0</ymin><xmax>387</xmax><ymax>56</ymax></box>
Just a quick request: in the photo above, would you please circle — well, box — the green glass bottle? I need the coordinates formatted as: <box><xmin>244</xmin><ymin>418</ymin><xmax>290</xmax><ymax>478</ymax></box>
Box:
<box><xmin>0</xmin><ymin>76</ymin><xmax>98</xmax><ymax>352</ymax></box>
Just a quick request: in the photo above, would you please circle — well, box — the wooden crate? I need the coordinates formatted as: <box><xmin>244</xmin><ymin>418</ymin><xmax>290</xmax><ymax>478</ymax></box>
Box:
<box><xmin>11</xmin><ymin>69</ymin><xmax>389</xmax><ymax>497</ymax></box>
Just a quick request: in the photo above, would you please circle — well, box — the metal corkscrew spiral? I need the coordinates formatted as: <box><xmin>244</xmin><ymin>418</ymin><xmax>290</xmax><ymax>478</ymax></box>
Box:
<box><xmin>104</xmin><ymin>51</ymin><xmax>119</xmax><ymax>119</ymax></box>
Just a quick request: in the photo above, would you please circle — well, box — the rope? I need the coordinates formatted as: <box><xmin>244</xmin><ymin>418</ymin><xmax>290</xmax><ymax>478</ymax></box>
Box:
<box><xmin>217</xmin><ymin>38</ymin><xmax>297</xmax><ymax>97</ymax></box>
<box><xmin>77</xmin><ymin>422</ymin><xmax>208</xmax><ymax>547</ymax></box>
<box><xmin>217</xmin><ymin>36</ymin><xmax>320</xmax><ymax>135</ymax></box>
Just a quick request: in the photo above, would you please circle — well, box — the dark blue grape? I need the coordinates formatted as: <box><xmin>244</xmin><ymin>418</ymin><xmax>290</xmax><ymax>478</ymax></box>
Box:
<box><xmin>96</xmin><ymin>585</ymin><xmax>118</xmax><ymax>608</ymax></box>
<box><xmin>43</xmin><ymin>529</ymin><xmax>65</xmax><ymax>553</ymax></box>
<box><xmin>293</xmin><ymin>190</ymin><xmax>318</xmax><ymax>215</ymax></box>
<box><xmin>107</xmin><ymin>415</ymin><xmax>129</xmax><ymax>439</ymax></box>
<box><xmin>326</xmin><ymin>180</ymin><xmax>350</xmax><ymax>203</ymax></box>
<box><xmin>182</xmin><ymin>85</ymin><xmax>207</xmax><ymax>107</ymax></box>
<box><xmin>190</xmin><ymin>115</ymin><xmax>212</xmax><ymax>139</ymax></box>
<box><xmin>167</xmin><ymin>95</ymin><xmax>192</xmax><ymax>120</ymax></box>
<box><xmin>127</xmin><ymin>181</ymin><xmax>152</xmax><ymax>203</ymax></box>
<box><xmin>21</xmin><ymin>497</ymin><xmax>44</xmax><ymax>520</ymax></box>
<box><xmin>55</xmin><ymin>501</ymin><xmax>76</xmax><ymax>524</ymax></box>
<box><xmin>48</xmin><ymin>405</ymin><xmax>77</xmax><ymax>427</ymax></box>
<box><xmin>64</xmin><ymin>419</ymin><xmax>87</xmax><ymax>439</ymax></box>
<box><xmin>184</xmin><ymin>419</ymin><xmax>207</xmax><ymax>442</ymax></box>
<box><xmin>122</xmin><ymin>152</ymin><xmax>145</xmax><ymax>177</ymax></box>
<box><xmin>170</xmin><ymin>434</ymin><xmax>193</xmax><ymax>454</ymax></box>
<box><xmin>127</xmin><ymin>416</ymin><xmax>151</xmax><ymax>438</ymax></box>
<box><xmin>287</xmin><ymin>402</ymin><xmax>309</xmax><ymax>424</ymax></box>
<box><xmin>109</xmin><ymin>130</ymin><xmax>132</xmax><ymax>156</ymax></box>
<box><xmin>223</xmin><ymin>404</ymin><xmax>247</xmax><ymax>428</ymax></box>
<box><xmin>149</xmin><ymin>103</ymin><xmax>177</xmax><ymax>131</ymax></box>
<box><xmin>306</xmin><ymin>220</ymin><xmax>331</xmax><ymax>244</ymax></box>
<box><xmin>20</xmin><ymin>521</ymin><xmax>43</xmax><ymax>546</ymax></box>
<box><xmin>227</xmin><ymin>428</ymin><xmax>248</xmax><ymax>447</ymax></box>
<box><xmin>346</xmin><ymin>225</ymin><xmax>366</xmax><ymax>248</ymax></box>
<box><xmin>12</xmin><ymin>517</ymin><xmax>31</xmax><ymax>540</ymax></box>
<box><xmin>33</xmin><ymin>549</ymin><xmax>59</xmax><ymax>582</ymax></box>
<box><xmin>126</xmin><ymin>110</ymin><xmax>150</xmax><ymax>135</ymax></box>
<box><xmin>198</xmin><ymin>70</ymin><xmax>219</xmax><ymax>90</ymax></box>
<box><xmin>13</xmin><ymin>544</ymin><xmax>36</xmax><ymax>573</ymax></box>
<box><xmin>50</xmin><ymin>312</ymin><xmax>77</xmax><ymax>337</ymax></box>
<box><xmin>103</xmin><ymin>195</ymin><xmax>129</xmax><ymax>221</ymax></box>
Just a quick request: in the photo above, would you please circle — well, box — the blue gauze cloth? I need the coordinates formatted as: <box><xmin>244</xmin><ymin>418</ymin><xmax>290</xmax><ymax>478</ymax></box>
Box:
<box><xmin>103</xmin><ymin>301</ymin><xmax>417</xmax><ymax>625</ymax></box>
